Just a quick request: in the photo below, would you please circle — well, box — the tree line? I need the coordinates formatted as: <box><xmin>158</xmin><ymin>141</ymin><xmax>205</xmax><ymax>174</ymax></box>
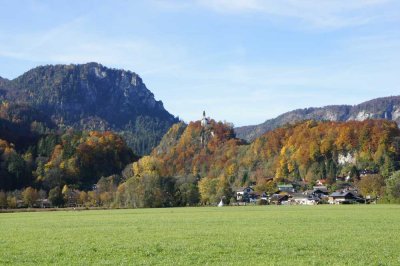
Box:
<box><xmin>2</xmin><ymin>118</ymin><xmax>400</xmax><ymax>209</ymax></box>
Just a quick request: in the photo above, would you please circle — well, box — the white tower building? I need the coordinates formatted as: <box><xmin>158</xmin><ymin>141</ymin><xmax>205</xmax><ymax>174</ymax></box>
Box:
<box><xmin>201</xmin><ymin>110</ymin><xmax>209</xmax><ymax>128</ymax></box>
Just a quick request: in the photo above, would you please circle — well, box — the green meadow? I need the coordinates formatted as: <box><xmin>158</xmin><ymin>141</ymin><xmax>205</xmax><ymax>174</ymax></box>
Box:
<box><xmin>1</xmin><ymin>205</ymin><xmax>400</xmax><ymax>265</ymax></box>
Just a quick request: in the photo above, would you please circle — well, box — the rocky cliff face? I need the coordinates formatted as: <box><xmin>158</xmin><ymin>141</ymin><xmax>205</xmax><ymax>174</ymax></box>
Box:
<box><xmin>235</xmin><ymin>96</ymin><xmax>400</xmax><ymax>142</ymax></box>
<box><xmin>0</xmin><ymin>63</ymin><xmax>179</xmax><ymax>155</ymax></box>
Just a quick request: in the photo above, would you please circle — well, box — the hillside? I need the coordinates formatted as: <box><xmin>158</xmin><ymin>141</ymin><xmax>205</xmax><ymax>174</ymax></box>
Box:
<box><xmin>0</xmin><ymin>63</ymin><xmax>179</xmax><ymax>155</ymax></box>
<box><xmin>235</xmin><ymin>96</ymin><xmax>400</xmax><ymax>141</ymax></box>
<box><xmin>140</xmin><ymin>119</ymin><xmax>399</xmax><ymax>181</ymax></box>
<box><xmin>127</xmin><ymin>119</ymin><xmax>400</xmax><ymax>204</ymax></box>
<box><xmin>0</xmin><ymin>129</ymin><xmax>137</xmax><ymax>191</ymax></box>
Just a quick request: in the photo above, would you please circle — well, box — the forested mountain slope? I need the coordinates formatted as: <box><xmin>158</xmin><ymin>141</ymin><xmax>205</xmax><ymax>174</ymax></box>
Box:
<box><xmin>235</xmin><ymin>96</ymin><xmax>400</xmax><ymax>142</ymax></box>
<box><xmin>128</xmin><ymin>119</ymin><xmax>399</xmax><ymax>204</ymax></box>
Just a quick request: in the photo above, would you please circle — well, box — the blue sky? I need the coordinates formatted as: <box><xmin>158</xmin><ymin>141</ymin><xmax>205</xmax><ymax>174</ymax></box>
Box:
<box><xmin>0</xmin><ymin>0</ymin><xmax>399</xmax><ymax>126</ymax></box>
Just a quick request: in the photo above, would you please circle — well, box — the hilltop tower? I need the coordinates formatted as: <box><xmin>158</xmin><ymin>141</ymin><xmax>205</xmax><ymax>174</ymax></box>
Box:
<box><xmin>200</xmin><ymin>111</ymin><xmax>211</xmax><ymax>146</ymax></box>
<box><xmin>201</xmin><ymin>110</ymin><xmax>209</xmax><ymax>128</ymax></box>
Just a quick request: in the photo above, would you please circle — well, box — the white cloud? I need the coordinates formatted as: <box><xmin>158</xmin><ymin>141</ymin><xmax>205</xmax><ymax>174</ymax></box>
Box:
<box><xmin>196</xmin><ymin>0</ymin><xmax>398</xmax><ymax>29</ymax></box>
<box><xmin>0</xmin><ymin>17</ymin><xmax>189</xmax><ymax>79</ymax></box>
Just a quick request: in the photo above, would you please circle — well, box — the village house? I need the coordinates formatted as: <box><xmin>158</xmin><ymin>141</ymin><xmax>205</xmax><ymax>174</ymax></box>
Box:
<box><xmin>335</xmin><ymin>183</ymin><xmax>358</xmax><ymax>193</ymax></box>
<box><xmin>277</xmin><ymin>184</ymin><xmax>295</xmax><ymax>193</ymax></box>
<box><xmin>312</xmin><ymin>186</ymin><xmax>329</xmax><ymax>198</ymax></box>
<box><xmin>236</xmin><ymin>187</ymin><xmax>254</xmax><ymax>202</ymax></box>
<box><xmin>291</xmin><ymin>193</ymin><xmax>319</xmax><ymax>205</ymax></box>
<box><xmin>313</xmin><ymin>185</ymin><xmax>328</xmax><ymax>192</ymax></box>
<box><xmin>269</xmin><ymin>194</ymin><xmax>289</xmax><ymax>205</ymax></box>
<box><xmin>328</xmin><ymin>191</ymin><xmax>363</xmax><ymax>204</ymax></box>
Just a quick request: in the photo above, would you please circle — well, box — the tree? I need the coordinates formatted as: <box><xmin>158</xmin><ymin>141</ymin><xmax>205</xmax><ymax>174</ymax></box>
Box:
<box><xmin>99</xmin><ymin>192</ymin><xmax>113</xmax><ymax>207</ymax></box>
<box><xmin>7</xmin><ymin>194</ymin><xmax>17</xmax><ymax>209</ymax></box>
<box><xmin>216</xmin><ymin>175</ymin><xmax>233</xmax><ymax>204</ymax></box>
<box><xmin>62</xmin><ymin>185</ymin><xmax>78</xmax><ymax>207</ymax></box>
<box><xmin>385</xmin><ymin>171</ymin><xmax>400</xmax><ymax>203</ymax></box>
<box><xmin>48</xmin><ymin>187</ymin><xmax>64</xmax><ymax>207</ymax></box>
<box><xmin>78</xmin><ymin>191</ymin><xmax>88</xmax><ymax>206</ymax></box>
<box><xmin>0</xmin><ymin>191</ymin><xmax>7</xmax><ymax>208</ymax></box>
<box><xmin>380</xmin><ymin>154</ymin><xmax>396</xmax><ymax>179</ymax></box>
<box><xmin>254</xmin><ymin>179</ymin><xmax>276</xmax><ymax>195</ymax></box>
<box><xmin>198</xmin><ymin>177</ymin><xmax>218</xmax><ymax>205</ymax></box>
<box><xmin>6</xmin><ymin>153</ymin><xmax>28</xmax><ymax>189</ymax></box>
<box><xmin>326</xmin><ymin>159</ymin><xmax>337</xmax><ymax>185</ymax></box>
<box><xmin>87</xmin><ymin>191</ymin><xmax>100</xmax><ymax>207</ymax></box>
<box><xmin>349</xmin><ymin>166</ymin><xmax>360</xmax><ymax>181</ymax></box>
<box><xmin>178</xmin><ymin>182</ymin><xmax>200</xmax><ymax>206</ymax></box>
<box><xmin>159</xmin><ymin>176</ymin><xmax>177</xmax><ymax>207</ymax></box>
<box><xmin>115</xmin><ymin>183</ymin><xmax>127</xmax><ymax>208</ymax></box>
<box><xmin>124</xmin><ymin>177</ymin><xmax>143</xmax><ymax>208</ymax></box>
<box><xmin>22</xmin><ymin>187</ymin><xmax>39</xmax><ymax>207</ymax></box>
<box><xmin>38</xmin><ymin>189</ymin><xmax>47</xmax><ymax>200</ymax></box>
<box><xmin>241</xmin><ymin>171</ymin><xmax>249</xmax><ymax>186</ymax></box>
<box><xmin>356</xmin><ymin>174</ymin><xmax>385</xmax><ymax>198</ymax></box>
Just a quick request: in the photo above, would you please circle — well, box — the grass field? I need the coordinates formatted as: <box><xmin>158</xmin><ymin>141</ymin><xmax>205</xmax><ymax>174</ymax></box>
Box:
<box><xmin>1</xmin><ymin>205</ymin><xmax>400</xmax><ymax>265</ymax></box>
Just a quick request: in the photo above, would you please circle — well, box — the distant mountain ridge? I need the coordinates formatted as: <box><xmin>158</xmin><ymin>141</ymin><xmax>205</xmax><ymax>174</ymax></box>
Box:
<box><xmin>235</xmin><ymin>96</ymin><xmax>400</xmax><ymax>141</ymax></box>
<box><xmin>0</xmin><ymin>63</ymin><xmax>179</xmax><ymax>155</ymax></box>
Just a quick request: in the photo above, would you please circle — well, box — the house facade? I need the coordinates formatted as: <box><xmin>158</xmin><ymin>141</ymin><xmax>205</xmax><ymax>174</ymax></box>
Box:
<box><xmin>328</xmin><ymin>191</ymin><xmax>362</xmax><ymax>204</ymax></box>
<box><xmin>291</xmin><ymin>193</ymin><xmax>319</xmax><ymax>205</ymax></box>
<box><xmin>278</xmin><ymin>184</ymin><xmax>295</xmax><ymax>193</ymax></box>
<box><xmin>236</xmin><ymin>187</ymin><xmax>254</xmax><ymax>202</ymax></box>
<box><xmin>269</xmin><ymin>194</ymin><xmax>289</xmax><ymax>205</ymax></box>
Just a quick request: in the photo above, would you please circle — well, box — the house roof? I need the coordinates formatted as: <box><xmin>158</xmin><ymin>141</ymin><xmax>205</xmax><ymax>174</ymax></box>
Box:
<box><xmin>313</xmin><ymin>186</ymin><xmax>328</xmax><ymax>193</ymax></box>
<box><xmin>236</xmin><ymin>186</ymin><xmax>254</xmax><ymax>192</ymax></box>
<box><xmin>270</xmin><ymin>194</ymin><xmax>289</xmax><ymax>201</ymax></box>
<box><xmin>330</xmin><ymin>191</ymin><xmax>357</xmax><ymax>197</ymax></box>
<box><xmin>292</xmin><ymin>193</ymin><xmax>320</xmax><ymax>201</ymax></box>
<box><xmin>278</xmin><ymin>184</ymin><xmax>293</xmax><ymax>188</ymax></box>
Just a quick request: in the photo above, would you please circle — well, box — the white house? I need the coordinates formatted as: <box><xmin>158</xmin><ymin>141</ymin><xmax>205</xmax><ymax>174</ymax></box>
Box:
<box><xmin>236</xmin><ymin>187</ymin><xmax>254</xmax><ymax>201</ymax></box>
<box><xmin>291</xmin><ymin>193</ymin><xmax>319</xmax><ymax>205</ymax></box>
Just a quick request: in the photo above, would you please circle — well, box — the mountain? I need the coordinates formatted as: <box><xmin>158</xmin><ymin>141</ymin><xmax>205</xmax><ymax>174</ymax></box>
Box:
<box><xmin>0</xmin><ymin>63</ymin><xmax>179</xmax><ymax>155</ymax></box>
<box><xmin>235</xmin><ymin>96</ymin><xmax>400</xmax><ymax>142</ymax></box>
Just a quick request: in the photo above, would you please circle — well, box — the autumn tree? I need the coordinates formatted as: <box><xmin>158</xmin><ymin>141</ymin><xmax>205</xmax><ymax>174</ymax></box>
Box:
<box><xmin>22</xmin><ymin>187</ymin><xmax>39</xmax><ymax>207</ymax></box>
<box><xmin>7</xmin><ymin>194</ymin><xmax>17</xmax><ymax>208</ymax></box>
<box><xmin>254</xmin><ymin>178</ymin><xmax>276</xmax><ymax>195</ymax></box>
<box><xmin>198</xmin><ymin>177</ymin><xmax>218</xmax><ymax>205</ymax></box>
<box><xmin>87</xmin><ymin>191</ymin><xmax>100</xmax><ymax>207</ymax></box>
<box><xmin>216</xmin><ymin>175</ymin><xmax>233</xmax><ymax>204</ymax></box>
<box><xmin>78</xmin><ymin>191</ymin><xmax>88</xmax><ymax>206</ymax></box>
<box><xmin>115</xmin><ymin>183</ymin><xmax>127</xmax><ymax>207</ymax></box>
<box><xmin>356</xmin><ymin>174</ymin><xmax>385</xmax><ymax>198</ymax></box>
